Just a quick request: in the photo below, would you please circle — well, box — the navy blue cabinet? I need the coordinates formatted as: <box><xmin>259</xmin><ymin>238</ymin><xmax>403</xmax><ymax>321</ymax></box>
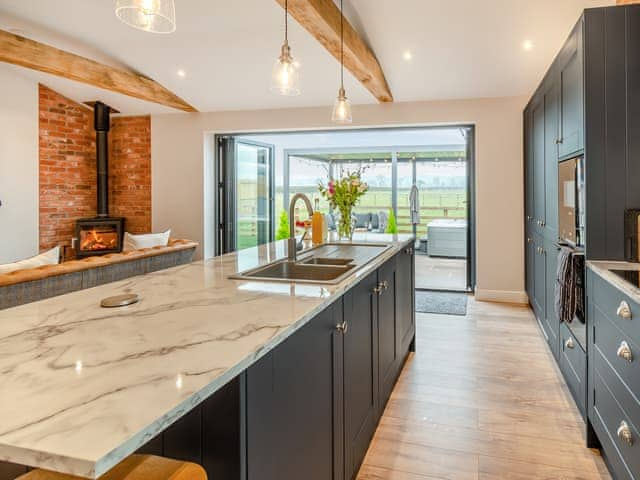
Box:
<box><xmin>246</xmin><ymin>301</ymin><xmax>344</xmax><ymax>480</ymax></box>
<box><xmin>559</xmin><ymin>20</ymin><xmax>584</xmax><ymax>159</ymax></box>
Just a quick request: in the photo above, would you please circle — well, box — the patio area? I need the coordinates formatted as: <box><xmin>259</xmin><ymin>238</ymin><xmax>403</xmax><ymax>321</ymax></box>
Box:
<box><xmin>415</xmin><ymin>254</ymin><xmax>467</xmax><ymax>291</ymax></box>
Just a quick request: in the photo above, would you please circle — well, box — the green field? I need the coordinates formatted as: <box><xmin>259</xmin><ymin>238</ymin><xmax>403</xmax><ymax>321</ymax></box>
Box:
<box><xmin>236</xmin><ymin>187</ymin><xmax>466</xmax><ymax>250</ymax></box>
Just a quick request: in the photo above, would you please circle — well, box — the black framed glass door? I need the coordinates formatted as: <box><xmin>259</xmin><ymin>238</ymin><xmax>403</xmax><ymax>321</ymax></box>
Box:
<box><xmin>217</xmin><ymin>136</ymin><xmax>275</xmax><ymax>254</ymax></box>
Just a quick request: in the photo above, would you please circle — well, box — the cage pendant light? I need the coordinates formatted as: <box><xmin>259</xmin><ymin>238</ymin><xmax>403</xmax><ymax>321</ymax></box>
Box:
<box><xmin>271</xmin><ymin>0</ymin><xmax>301</xmax><ymax>96</ymax></box>
<box><xmin>332</xmin><ymin>0</ymin><xmax>352</xmax><ymax>123</ymax></box>
<box><xmin>115</xmin><ymin>0</ymin><xmax>176</xmax><ymax>34</ymax></box>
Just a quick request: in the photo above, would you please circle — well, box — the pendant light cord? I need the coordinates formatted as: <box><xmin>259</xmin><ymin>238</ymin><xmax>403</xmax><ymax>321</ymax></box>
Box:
<box><xmin>340</xmin><ymin>0</ymin><xmax>344</xmax><ymax>89</ymax></box>
<box><xmin>285</xmin><ymin>0</ymin><xmax>288</xmax><ymax>42</ymax></box>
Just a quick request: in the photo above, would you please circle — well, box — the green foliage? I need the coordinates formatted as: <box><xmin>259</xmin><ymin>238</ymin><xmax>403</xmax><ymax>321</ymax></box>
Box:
<box><xmin>276</xmin><ymin>210</ymin><xmax>290</xmax><ymax>240</ymax></box>
<box><xmin>385</xmin><ymin>208</ymin><xmax>398</xmax><ymax>234</ymax></box>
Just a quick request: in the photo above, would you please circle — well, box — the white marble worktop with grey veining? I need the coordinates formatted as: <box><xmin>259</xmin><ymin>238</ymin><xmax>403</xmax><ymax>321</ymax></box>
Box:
<box><xmin>587</xmin><ymin>260</ymin><xmax>640</xmax><ymax>303</ymax></box>
<box><xmin>0</xmin><ymin>234</ymin><xmax>413</xmax><ymax>479</ymax></box>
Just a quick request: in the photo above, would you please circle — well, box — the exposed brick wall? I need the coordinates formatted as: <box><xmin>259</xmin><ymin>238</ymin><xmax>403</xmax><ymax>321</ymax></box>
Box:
<box><xmin>39</xmin><ymin>85</ymin><xmax>95</xmax><ymax>251</ymax></box>
<box><xmin>110</xmin><ymin>116</ymin><xmax>151</xmax><ymax>234</ymax></box>
<box><xmin>38</xmin><ymin>84</ymin><xmax>152</xmax><ymax>251</ymax></box>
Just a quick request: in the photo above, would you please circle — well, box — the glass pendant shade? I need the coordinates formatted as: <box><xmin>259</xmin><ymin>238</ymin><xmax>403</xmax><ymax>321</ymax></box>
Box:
<box><xmin>271</xmin><ymin>41</ymin><xmax>300</xmax><ymax>96</ymax></box>
<box><xmin>332</xmin><ymin>87</ymin><xmax>352</xmax><ymax>124</ymax></box>
<box><xmin>115</xmin><ymin>0</ymin><xmax>176</xmax><ymax>34</ymax></box>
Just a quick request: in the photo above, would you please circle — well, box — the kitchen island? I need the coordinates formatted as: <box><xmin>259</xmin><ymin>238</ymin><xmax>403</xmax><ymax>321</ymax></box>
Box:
<box><xmin>0</xmin><ymin>234</ymin><xmax>415</xmax><ymax>480</ymax></box>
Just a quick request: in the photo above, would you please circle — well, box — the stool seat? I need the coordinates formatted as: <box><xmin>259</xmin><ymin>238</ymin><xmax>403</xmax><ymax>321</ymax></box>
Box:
<box><xmin>17</xmin><ymin>455</ymin><xmax>207</xmax><ymax>480</ymax></box>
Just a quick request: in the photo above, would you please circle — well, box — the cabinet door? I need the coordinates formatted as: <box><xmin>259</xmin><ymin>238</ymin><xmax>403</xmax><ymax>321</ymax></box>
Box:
<box><xmin>524</xmin><ymin>107</ymin><xmax>535</xmax><ymax>229</ymax></box>
<box><xmin>559</xmin><ymin>23</ymin><xmax>584</xmax><ymax>158</ymax></box>
<box><xmin>544</xmin><ymin>81</ymin><xmax>560</xmax><ymax>235</ymax></box>
<box><xmin>526</xmin><ymin>235</ymin><xmax>535</xmax><ymax>304</ymax></box>
<box><xmin>396</xmin><ymin>247</ymin><xmax>415</xmax><ymax>356</ymax></box>
<box><xmin>544</xmin><ymin>239</ymin><xmax>559</xmax><ymax>359</ymax></box>
<box><xmin>533</xmin><ymin>237</ymin><xmax>546</xmax><ymax>321</ymax></box>
<box><xmin>378</xmin><ymin>257</ymin><xmax>398</xmax><ymax>412</ymax></box>
<box><xmin>343</xmin><ymin>272</ymin><xmax>379</xmax><ymax>480</ymax></box>
<box><xmin>532</xmin><ymin>98</ymin><xmax>546</xmax><ymax>230</ymax></box>
<box><xmin>246</xmin><ymin>303</ymin><xmax>344</xmax><ymax>480</ymax></box>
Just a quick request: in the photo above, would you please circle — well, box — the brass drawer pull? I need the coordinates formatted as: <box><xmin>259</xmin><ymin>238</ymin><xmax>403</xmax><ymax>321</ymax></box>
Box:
<box><xmin>335</xmin><ymin>321</ymin><xmax>348</xmax><ymax>335</ymax></box>
<box><xmin>617</xmin><ymin>341</ymin><xmax>633</xmax><ymax>363</ymax></box>
<box><xmin>617</xmin><ymin>301</ymin><xmax>632</xmax><ymax>320</ymax></box>
<box><xmin>372</xmin><ymin>285</ymin><xmax>382</xmax><ymax>294</ymax></box>
<box><xmin>565</xmin><ymin>337</ymin><xmax>575</xmax><ymax>349</ymax></box>
<box><xmin>617</xmin><ymin>421</ymin><xmax>634</xmax><ymax>446</ymax></box>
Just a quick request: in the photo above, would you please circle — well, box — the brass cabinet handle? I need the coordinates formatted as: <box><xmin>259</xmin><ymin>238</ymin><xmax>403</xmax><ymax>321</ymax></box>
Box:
<box><xmin>527</xmin><ymin>237</ymin><xmax>532</xmax><ymax>244</ymax></box>
<box><xmin>617</xmin><ymin>341</ymin><xmax>633</xmax><ymax>363</ymax></box>
<box><xmin>335</xmin><ymin>321</ymin><xmax>348</xmax><ymax>335</ymax></box>
<box><xmin>526</xmin><ymin>215</ymin><xmax>532</xmax><ymax>221</ymax></box>
<box><xmin>565</xmin><ymin>337</ymin><xmax>575</xmax><ymax>349</ymax></box>
<box><xmin>404</xmin><ymin>247</ymin><xmax>413</xmax><ymax>255</ymax></box>
<box><xmin>616</xmin><ymin>301</ymin><xmax>632</xmax><ymax>320</ymax></box>
<box><xmin>556</xmin><ymin>138</ymin><xmax>564</xmax><ymax>144</ymax></box>
<box><xmin>617</xmin><ymin>421</ymin><xmax>634</xmax><ymax>446</ymax></box>
<box><xmin>372</xmin><ymin>285</ymin><xmax>382</xmax><ymax>294</ymax></box>
<box><xmin>381</xmin><ymin>280</ymin><xmax>389</xmax><ymax>291</ymax></box>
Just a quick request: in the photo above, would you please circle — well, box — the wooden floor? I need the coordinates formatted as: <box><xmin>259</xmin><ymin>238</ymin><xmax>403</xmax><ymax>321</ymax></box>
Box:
<box><xmin>414</xmin><ymin>255</ymin><xmax>467</xmax><ymax>291</ymax></box>
<box><xmin>357</xmin><ymin>296</ymin><xmax>611</xmax><ymax>480</ymax></box>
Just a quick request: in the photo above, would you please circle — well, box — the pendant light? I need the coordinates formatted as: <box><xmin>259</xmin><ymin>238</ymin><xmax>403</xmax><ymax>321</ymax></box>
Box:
<box><xmin>271</xmin><ymin>0</ymin><xmax>300</xmax><ymax>96</ymax></box>
<box><xmin>332</xmin><ymin>0</ymin><xmax>352</xmax><ymax>124</ymax></box>
<box><xmin>115</xmin><ymin>0</ymin><xmax>176</xmax><ymax>34</ymax></box>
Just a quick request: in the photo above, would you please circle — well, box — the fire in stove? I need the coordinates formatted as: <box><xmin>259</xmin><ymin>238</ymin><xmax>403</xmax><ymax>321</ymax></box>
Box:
<box><xmin>79</xmin><ymin>227</ymin><xmax>119</xmax><ymax>252</ymax></box>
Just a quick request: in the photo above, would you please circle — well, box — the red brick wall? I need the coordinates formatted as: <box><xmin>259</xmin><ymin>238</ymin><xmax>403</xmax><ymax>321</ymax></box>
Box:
<box><xmin>38</xmin><ymin>84</ymin><xmax>152</xmax><ymax>251</ymax></box>
<box><xmin>39</xmin><ymin>85</ymin><xmax>96</xmax><ymax>251</ymax></box>
<box><xmin>110</xmin><ymin>116</ymin><xmax>152</xmax><ymax>234</ymax></box>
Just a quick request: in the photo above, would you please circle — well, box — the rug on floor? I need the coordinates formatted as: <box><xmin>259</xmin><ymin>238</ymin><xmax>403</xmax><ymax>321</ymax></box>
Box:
<box><xmin>415</xmin><ymin>290</ymin><xmax>468</xmax><ymax>316</ymax></box>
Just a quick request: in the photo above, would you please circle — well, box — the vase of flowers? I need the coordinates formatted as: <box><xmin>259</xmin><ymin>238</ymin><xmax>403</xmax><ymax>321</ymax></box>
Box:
<box><xmin>318</xmin><ymin>167</ymin><xmax>369</xmax><ymax>241</ymax></box>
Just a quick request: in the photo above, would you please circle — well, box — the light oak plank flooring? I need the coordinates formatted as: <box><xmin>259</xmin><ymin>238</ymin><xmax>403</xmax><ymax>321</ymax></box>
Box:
<box><xmin>357</xmin><ymin>296</ymin><xmax>611</xmax><ymax>480</ymax></box>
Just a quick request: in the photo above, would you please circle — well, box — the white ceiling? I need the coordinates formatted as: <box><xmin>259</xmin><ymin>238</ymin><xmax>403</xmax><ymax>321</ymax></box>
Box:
<box><xmin>0</xmin><ymin>0</ymin><xmax>614</xmax><ymax>115</ymax></box>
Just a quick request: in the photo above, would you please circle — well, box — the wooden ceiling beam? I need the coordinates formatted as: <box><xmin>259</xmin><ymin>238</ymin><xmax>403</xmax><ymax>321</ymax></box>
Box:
<box><xmin>617</xmin><ymin>0</ymin><xmax>640</xmax><ymax>4</ymax></box>
<box><xmin>275</xmin><ymin>0</ymin><xmax>393</xmax><ymax>103</ymax></box>
<box><xmin>0</xmin><ymin>29</ymin><xmax>197</xmax><ymax>112</ymax></box>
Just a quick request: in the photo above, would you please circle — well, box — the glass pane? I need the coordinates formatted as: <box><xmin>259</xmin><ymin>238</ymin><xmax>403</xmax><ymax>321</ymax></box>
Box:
<box><xmin>415</xmin><ymin>158</ymin><xmax>467</xmax><ymax>238</ymax></box>
<box><xmin>287</xmin><ymin>156</ymin><xmax>330</xmax><ymax>223</ymax></box>
<box><xmin>236</xmin><ymin>143</ymin><xmax>271</xmax><ymax>250</ymax></box>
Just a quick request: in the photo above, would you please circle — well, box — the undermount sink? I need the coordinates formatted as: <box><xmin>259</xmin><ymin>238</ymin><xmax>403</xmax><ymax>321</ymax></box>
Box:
<box><xmin>240</xmin><ymin>261</ymin><xmax>355</xmax><ymax>283</ymax></box>
<box><xmin>300</xmin><ymin>257</ymin><xmax>353</xmax><ymax>266</ymax></box>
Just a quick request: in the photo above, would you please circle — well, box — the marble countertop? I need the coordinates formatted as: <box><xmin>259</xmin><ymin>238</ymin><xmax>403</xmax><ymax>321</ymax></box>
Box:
<box><xmin>587</xmin><ymin>260</ymin><xmax>640</xmax><ymax>303</ymax></box>
<box><xmin>0</xmin><ymin>234</ymin><xmax>413</xmax><ymax>479</ymax></box>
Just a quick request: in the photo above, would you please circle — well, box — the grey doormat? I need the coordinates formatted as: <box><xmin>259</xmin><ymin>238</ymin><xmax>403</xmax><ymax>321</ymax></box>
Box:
<box><xmin>415</xmin><ymin>291</ymin><xmax>468</xmax><ymax>316</ymax></box>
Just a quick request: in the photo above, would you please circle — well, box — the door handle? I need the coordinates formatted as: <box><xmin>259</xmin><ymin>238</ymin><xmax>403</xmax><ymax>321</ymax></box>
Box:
<box><xmin>617</xmin><ymin>341</ymin><xmax>633</xmax><ymax>363</ymax></box>
<box><xmin>617</xmin><ymin>421</ymin><xmax>634</xmax><ymax>446</ymax></box>
<box><xmin>616</xmin><ymin>301</ymin><xmax>632</xmax><ymax>320</ymax></box>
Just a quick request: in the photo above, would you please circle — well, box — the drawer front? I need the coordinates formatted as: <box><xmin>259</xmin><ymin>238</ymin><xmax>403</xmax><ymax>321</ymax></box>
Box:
<box><xmin>592</xmin><ymin>355</ymin><xmax>640</xmax><ymax>478</ymax></box>
<box><xmin>559</xmin><ymin>322</ymin><xmax>586</xmax><ymax>416</ymax></box>
<box><xmin>593</xmin><ymin>302</ymin><xmax>640</xmax><ymax>396</ymax></box>
<box><xmin>589</xmin><ymin>269</ymin><xmax>640</xmax><ymax>346</ymax></box>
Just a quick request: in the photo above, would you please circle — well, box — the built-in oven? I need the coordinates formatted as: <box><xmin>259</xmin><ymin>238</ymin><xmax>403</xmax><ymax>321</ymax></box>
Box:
<box><xmin>558</xmin><ymin>156</ymin><xmax>585</xmax><ymax>248</ymax></box>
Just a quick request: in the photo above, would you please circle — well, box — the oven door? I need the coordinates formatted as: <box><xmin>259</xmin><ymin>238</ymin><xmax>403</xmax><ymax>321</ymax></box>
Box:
<box><xmin>558</xmin><ymin>158</ymin><xmax>578</xmax><ymax>245</ymax></box>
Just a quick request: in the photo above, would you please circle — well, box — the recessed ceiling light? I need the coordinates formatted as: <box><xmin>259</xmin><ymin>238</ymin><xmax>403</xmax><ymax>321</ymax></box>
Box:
<box><xmin>403</xmin><ymin>50</ymin><xmax>413</xmax><ymax>61</ymax></box>
<box><xmin>522</xmin><ymin>40</ymin><xmax>534</xmax><ymax>51</ymax></box>
<box><xmin>177</xmin><ymin>69</ymin><xmax>186</xmax><ymax>77</ymax></box>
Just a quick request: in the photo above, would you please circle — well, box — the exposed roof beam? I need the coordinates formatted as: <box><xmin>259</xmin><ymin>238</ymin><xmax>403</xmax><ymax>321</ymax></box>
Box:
<box><xmin>617</xmin><ymin>0</ymin><xmax>640</xmax><ymax>4</ymax></box>
<box><xmin>0</xmin><ymin>29</ymin><xmax>197</xmax><ymax>112</ymax></box>
<box><xmin>275</xmin><ymin>0</ymin><xmax>393</xmax><ymax>103</ymax></box>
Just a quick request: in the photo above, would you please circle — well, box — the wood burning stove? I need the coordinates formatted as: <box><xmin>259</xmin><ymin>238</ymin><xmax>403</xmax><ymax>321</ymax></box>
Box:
<box><xmin>75</xmin><ymin>101</ymin><xmax>125</xmax><ymax>259</ymax></box>
<box><xmin>75</xmin><ymin>217</ymin><xmax>124</xmax><ymax>257</ymax></box>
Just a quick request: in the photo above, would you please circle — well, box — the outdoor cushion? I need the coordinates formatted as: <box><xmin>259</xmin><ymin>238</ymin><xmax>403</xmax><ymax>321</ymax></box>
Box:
<box><xmin>354</xmin><ymin>213</ymin><xmax>371</xmax><ymax>228</ymax></box>
<box><xmin>370</xmin><ymin>213</ymin><xmax>380</xmax><ymax>230</ymax></box>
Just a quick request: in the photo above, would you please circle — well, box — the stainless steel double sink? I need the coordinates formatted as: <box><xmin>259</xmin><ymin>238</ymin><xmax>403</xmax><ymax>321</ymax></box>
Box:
<box><xmin>229</xmin><ymin>243</ymin><xmax>390</xmax><ymax>285</ymax></box>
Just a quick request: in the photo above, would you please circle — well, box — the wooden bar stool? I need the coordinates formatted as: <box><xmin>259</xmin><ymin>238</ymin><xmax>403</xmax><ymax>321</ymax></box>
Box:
<box><xmin>17</xmin><ymin>455</ymin><xmax>207</xmax><ymax>480</ymax></box>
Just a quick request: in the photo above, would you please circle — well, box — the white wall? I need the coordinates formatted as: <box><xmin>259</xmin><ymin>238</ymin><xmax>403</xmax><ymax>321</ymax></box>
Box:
<box><xmin>151</xmin><ymin>95</ymin><xmax>528</xmax><ymax>303</ymax></box>
<box><xmin>0</xmin><ymin>66</ymin><xmax>39</xmax><ymax>264</ymax></box>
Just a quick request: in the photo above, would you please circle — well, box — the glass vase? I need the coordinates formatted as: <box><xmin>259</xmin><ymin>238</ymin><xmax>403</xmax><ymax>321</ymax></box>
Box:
<box><xmin>336</xmin><ymin>207</ymin><xmax>355</xmax><ymax>241</ymax></box>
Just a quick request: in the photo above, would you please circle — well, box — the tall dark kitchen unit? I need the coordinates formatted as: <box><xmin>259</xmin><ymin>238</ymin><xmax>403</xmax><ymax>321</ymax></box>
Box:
<box><xmin>524</xmin><ymin>5</ymin><xmax>640</xmax><ymax>479</ymax></box>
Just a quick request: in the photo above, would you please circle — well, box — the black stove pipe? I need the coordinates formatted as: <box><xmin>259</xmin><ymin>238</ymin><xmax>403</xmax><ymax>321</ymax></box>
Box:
<box><xmin>94</xmin><ymin>101</ymin><xmax>111</xmax><ymax>218</ymax></box>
